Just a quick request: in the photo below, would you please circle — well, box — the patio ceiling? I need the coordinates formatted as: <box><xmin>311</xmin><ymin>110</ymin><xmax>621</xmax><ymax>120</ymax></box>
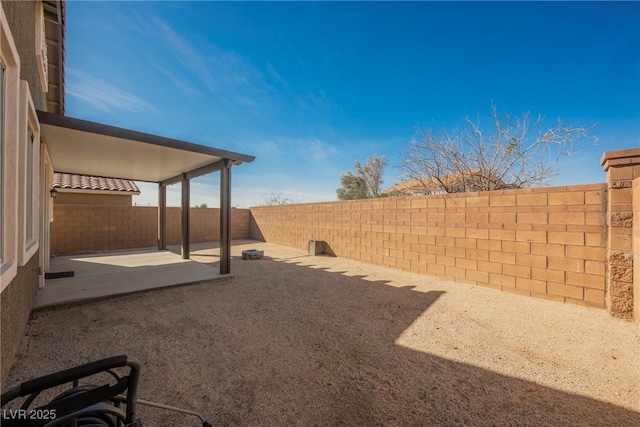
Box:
<box><xmin>37</xmin><ymin>111</ymin><xmax>254</xmax><ymax>274</ymax></box>
<box><xmin>37</xmin><ymin>111</ymin><xmax>255</xmax><ymax>183</ymax></box>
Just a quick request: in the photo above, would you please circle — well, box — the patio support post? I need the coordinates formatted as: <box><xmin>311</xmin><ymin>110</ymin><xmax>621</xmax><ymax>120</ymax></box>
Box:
<box><xmin>181</xmin><ymin>173</ymin><xmax>190</xmax><ymax>259</ymax></box>
<box><xmin>158</xmin><ymin>183</ymin><xmax>167</xmax><ymax>250</ymax></box>
<box><xmin>220</xmin><ymin>159</ymin><xmax>231</xmax><ymax>274</ymax></box>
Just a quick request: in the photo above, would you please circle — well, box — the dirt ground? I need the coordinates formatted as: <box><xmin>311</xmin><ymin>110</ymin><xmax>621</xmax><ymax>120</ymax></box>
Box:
<box><xmin>4</xmin><ymin>240</ymin><xmax>640</xmax><ymax>426</ymax></box>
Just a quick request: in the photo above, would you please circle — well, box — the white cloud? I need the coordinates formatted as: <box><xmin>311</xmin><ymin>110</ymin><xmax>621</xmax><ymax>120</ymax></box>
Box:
<box><xmin>266</xmin><ymin>63</ymin><xmax>287</xmax><ymax>87</ymax></box>
<box><xmin>133</xmin><ymin>180</ymin><xmax>222</xmax><ymax>208</ymax></box>
<box><xmin>147</xmin><ymin>17</ymin><xmax>219</xmax><ymax>93</ymax></box>
<box><xmin>235</xmin><ymin>135</ymin><xmax>339</xmax><ymax>165</ymax></box>
<box><xmin>151</xmin><ymin>63</ymin><xmax>200</xmax><ymax>98</ymax></box>
<box><xmin>140</xmin><ymin>15</ymin><xmax>272</xmax><ymax>116</ymax></box>
<box><xmin>66</xmin><ymin>69</ymin><xmax>158</xmax><ymax>114</ymax></box>
<box><xmin>132</xmin><ymin>167</ymin><xmax>340</xmax><ymax>208</ymax></box>
<box><xmin>304</xmin><ymin>138</ymin><xmax>338</xmax><ymax>163</ymax></box>
<box><xmin>232</xmin><ymin>184</ymin><xmax>336</xmax><ymax>208</ymax></box>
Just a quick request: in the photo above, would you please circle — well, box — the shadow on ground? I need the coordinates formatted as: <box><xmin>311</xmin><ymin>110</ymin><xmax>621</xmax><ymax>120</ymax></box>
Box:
<box><xmin>5</xmin><ymin>246</ymin><xmax>639</xmax><ymax>427</ymax></box>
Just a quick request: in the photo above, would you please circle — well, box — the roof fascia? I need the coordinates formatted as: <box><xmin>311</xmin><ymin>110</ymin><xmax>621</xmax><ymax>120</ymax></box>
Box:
<box><xmin>37</xmin><ymin>111</ymin><xmax>256</xmax><ymax>164</ymax></box>
<box><xmin>160</xmin><ymin>160</ymin><xmax>225</xmax><ymax>186</ymax></box>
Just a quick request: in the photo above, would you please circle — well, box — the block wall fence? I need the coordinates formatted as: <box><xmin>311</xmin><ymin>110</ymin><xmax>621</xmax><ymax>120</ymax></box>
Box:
<box><xmin>50</xmin><ymin>149</ymin><xmax>640</xmax><ymax>320</ymax></box>
<box><xmin>250</xmin><ymin>149</ymin><xmax>640</xmax><ymax>321</ymax></box>
<box><xmin>250</xmin><ymin>184</ymin><xmax>609</xmax><ymax>306</ymax></box>
<box><xmin>51</xmin><ymin>206</ymin><xmax>250</xmax><ymax>254</ymax></box>
<box><xmin>633</xmin><ymin>178</ymin><xmax>640</xmax><ymax>320</ymax></box>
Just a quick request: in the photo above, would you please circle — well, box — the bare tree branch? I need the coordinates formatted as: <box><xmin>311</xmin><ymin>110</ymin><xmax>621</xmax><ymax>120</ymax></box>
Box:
<box><xmin>398</xmin><ymin>104</ymin><xmax>597</xmax><ymax>195</ymax></box>
<box><xmin>261</xmin><ymin>187</ymin><xmax>299</xmax><ymax>206</ymax></box>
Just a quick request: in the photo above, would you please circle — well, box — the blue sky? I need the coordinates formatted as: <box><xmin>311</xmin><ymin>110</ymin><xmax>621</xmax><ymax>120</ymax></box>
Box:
<box><xmin>64</xmin><ymin>1</ymin><xmax>640</xmax><ymax>207</ymax></box>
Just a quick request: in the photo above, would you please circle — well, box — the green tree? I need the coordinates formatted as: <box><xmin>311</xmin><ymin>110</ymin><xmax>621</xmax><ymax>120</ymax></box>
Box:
<box><xmin>337</xmin><ymin>155</ymin><xmax>388</xmax><ymax>200</ymax></box>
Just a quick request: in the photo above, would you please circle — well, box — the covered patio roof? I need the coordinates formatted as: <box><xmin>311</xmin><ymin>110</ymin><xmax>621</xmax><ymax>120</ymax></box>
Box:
<box><xmin>37</xmin><ymin>111</ymin><xmax>254</xmax><ymax>183</ymax></box>
<box><xmin>37</xmin><ymin>111</ymin><xmax>255</xmax><ymax>275</ymax></box>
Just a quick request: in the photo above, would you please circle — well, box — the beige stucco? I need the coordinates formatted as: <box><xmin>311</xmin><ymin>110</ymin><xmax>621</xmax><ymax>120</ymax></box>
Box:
<box><xmin>40</xmin><ymin>143</ymin><xmax>53</xmax><ymax>282</ymax></box>
<box><xmin>17</xmin><ymin>80</ymin><xmax>41</xmax><ymax>267</ymax></box>
<box><xmin>1</xmin><ymin>0</ymin><xmax>24</xmax><ymax>289</ymax></box>
<box><xmin>2</xmin><ymin>1</ymin><xmax>46</xmax><ymax>111</ymax></box>
<box><xmin>1</xmin><ymin>0</ymin><xmax>49</xmax><ymax>383</ymax></box>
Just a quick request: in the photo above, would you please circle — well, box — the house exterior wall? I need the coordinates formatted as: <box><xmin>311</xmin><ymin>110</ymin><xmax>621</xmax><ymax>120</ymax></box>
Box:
<box><xmin>1</xmin><ymin>1</ymin><xmax>48</xmax><ymax>383</ymax></box>
<box><xmin>51</xmin><ymin>206</ymin><xmax>251</xmax><ymax>254</ymax></box>
<box><xmin>2</xmin><ymin>1</ymin><xmax>45</xmax><ymax>110</ymax></box>
<box><xmin>54</xmin><ymin>192</ymin><xmax>133</xmax><ymax>205</ymax></box>
<box><xmin>0</xmin><ymin>253</ymin><xmax>39</xmax><ymax>381</ymax></box>
<box><xmin>250</xmin><ymin>183</ymin><xmax>608</xmax><ymax>309</ymax></box>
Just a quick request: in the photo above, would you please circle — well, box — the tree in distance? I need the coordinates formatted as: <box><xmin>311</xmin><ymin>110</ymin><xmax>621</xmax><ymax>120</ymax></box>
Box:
<box><xmin>337</xmin><ymin>155</ymin><xmax>388</xmax><ymax>200</ymax></box>
<box><xmin>397</xmin><ymin>103</ymin><xmax>598</xmax><ymax>195</ymax></box>
<box><xmin>261</xmin><ymin>187</ymin><xmax>299</xmax><ymax>206</ymax></box>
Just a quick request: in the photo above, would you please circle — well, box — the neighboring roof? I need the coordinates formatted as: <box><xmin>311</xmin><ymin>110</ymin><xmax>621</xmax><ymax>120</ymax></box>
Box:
<box><xmin>38</xmin><ymin>111</ymin><xmax>255</xmax><ymax>183</ymax></box>
<box><xmin>382</xmin><ymin>169</ymin><xmax>514</xmax><ymax>196</ymax></box>
<box><xmin>53</xmin><ymin>172</ymin><xmax>140</xmax><ymax>194</ymax></box>
<box><xmin>382</xmin><ymin>179</ymin><xmax>429</xmax><ymax>196</ymax></box>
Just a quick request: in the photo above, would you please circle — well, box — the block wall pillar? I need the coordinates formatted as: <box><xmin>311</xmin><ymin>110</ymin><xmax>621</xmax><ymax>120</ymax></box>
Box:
<box><xmin>601</xmin><ymin>148</ymin><xmax>640</xmax><ymax>320</ymax></box>
<box><xmin>634</xmin><ymin>178</ymin><xmax>640</xmax><ymax>321</ymax></box>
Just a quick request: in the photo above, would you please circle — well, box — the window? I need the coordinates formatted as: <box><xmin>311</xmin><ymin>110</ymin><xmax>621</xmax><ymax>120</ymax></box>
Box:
<box><xmin>18</xmin><ymin>81</ymin><xmax>40</xmax><ymax>264</ymax></box>
<box><xmin>25</xmin><ymin>129</ymin><xmax>34</xmax><ymax>244</ymax></box>
<box><xmin>1</xmin><ymin>3</ymin><xmax>23</xmax><ymax>288</ymax></box>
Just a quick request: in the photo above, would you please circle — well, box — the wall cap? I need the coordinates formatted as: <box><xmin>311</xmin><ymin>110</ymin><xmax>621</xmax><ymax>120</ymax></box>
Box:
<box><xmin>601</xmin><ymin>148</ymin><xmax>640</xmax><ymax>171</ymax></box>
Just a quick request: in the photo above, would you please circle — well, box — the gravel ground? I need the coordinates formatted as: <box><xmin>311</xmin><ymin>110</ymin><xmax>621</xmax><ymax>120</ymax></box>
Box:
<box><xmin>4</xmin><ymin>240</ymin><xmax>640</xmax><ymax>426</ymax></box>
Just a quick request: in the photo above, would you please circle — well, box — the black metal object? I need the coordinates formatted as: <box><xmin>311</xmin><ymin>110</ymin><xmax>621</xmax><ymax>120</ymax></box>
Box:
<box><xmin>44</xmin><ymin>271</ymin><xmax>74</xmax><ymax>280</ymax></box>
<box><xmin>220</xmin><ymin>160</ymin><xmax>231</xmax><ymax>275</ymax></box>
<box><xmin>1</xmin><ymin>356</ymin><xmax>211</xmax><ymax>427</ymax></box>
<box><xmin>158</xmin><ymin>183</ymin><xmax>167</xmax><ymax>251</ymax></box>
<box><xmin>181</xmin><ymin>173</ymin><xmax>190</xmax><ymax>260</ymax></box>
<box><xmin>1</xmin><ymin>355</ymin><xmax>140</xmax><ymax>427</ymax></box>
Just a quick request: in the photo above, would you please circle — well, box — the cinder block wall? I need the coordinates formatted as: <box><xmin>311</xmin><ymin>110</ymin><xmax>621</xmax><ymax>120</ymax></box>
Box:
<box><xmin>601</xmin><ymin>148</ymin><xmax>640</xmax><ymax>319</ymax></box>
<box><xmin>633</xmin><ymin>178</ymin><xmax>640</xmax><ymax>320</ymax></box>
<box><xmin>250</xmin><ymin>184</ymin><xmax>607</xmax><ymax>308</ymax></box>
<box><xmin>51</xmin><ymin>206</ymin><xmax>251</xmax><ymax>254</ymax></box>
<box><xmin>54</xmin><ymin>193</ymin><xmax>133</xmax><ymax>205</ymax></box>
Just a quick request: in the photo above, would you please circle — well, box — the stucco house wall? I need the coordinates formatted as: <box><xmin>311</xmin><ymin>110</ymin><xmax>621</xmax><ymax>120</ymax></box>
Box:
<box><xmin>1</xmin><ymin>0</ymin><xmax>51</xmax><ymax>382</ymax></box>
<box><xmin>2</xmin><ymin>1</ymin><xmax>44</xmax><ymax>110</ymax></box>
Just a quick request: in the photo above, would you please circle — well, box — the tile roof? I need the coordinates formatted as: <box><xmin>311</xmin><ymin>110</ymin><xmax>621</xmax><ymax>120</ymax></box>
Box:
<box><xmin>53</xmin><ymin>172</ymin><xmax>140</xmax><ymax>193</ymax></box>
<box><xmin>382</xmin><ymin>169</ymin><xmax>513</xmax><ymax>196</ymax></box>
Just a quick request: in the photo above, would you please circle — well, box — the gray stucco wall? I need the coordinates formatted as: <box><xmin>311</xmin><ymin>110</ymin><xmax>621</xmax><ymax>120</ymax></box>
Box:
<box><xmin>1</xmin><ymin>252</ymin><xmax>40</xmax><ymax>383</ymax></box>
<box><xmin>2</xmin><ymin>0</ymin><xmax>46</xmax><ymax>110</ymax></box>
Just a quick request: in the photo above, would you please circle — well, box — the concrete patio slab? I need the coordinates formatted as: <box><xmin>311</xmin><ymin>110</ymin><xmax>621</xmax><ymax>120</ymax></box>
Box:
<box><xmin>34</xmin><ymin>249</ymin><xmax>229</xmax><ymax>309</ymax></box>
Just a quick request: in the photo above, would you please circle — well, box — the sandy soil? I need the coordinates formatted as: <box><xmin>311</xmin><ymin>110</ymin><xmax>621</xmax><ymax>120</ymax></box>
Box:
<box><xmin>4</xmin><ymin>240</ymin><xmax>640</xmax><ymax>426</ymax></box>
